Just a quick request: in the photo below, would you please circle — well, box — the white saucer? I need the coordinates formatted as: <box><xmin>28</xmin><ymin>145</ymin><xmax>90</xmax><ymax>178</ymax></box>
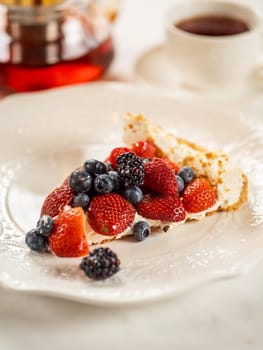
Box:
<box><xmin>135</xmin><ymin>44</ymin><xmax>263</xmax><ymax>98</ymax></box>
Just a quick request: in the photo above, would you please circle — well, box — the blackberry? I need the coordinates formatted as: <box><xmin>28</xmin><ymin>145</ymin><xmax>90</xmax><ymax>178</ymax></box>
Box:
<box><xmin>80</xmin><ymin>247</ymin><xmax>120</xmax><ymax>280</ymax></box>
<box><xmin>117</xmin><ymin>152</ymin><xmax>144</xmax><ymax>188</ymax></box>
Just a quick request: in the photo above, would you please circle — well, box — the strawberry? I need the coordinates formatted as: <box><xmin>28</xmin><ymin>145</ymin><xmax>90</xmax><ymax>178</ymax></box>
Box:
<box><xmin>182</xmin><ymin>177</ymin><xmax>217</xmax><ymax>213</ymax></box>
<box><xmin>49</xmin><ymin>207</ymin><xmax>89</xmax><ymax>257</ymax></box>
<box><xmin>144</xmin><ymin>158</ymin><xmax>178</xmax><ymax>196</ymax></box>
<box><xmin>41</xmin><ymin>183</ymin><xmax>74</xmax><ymax>217</ymax></box>
<box><xmin>62</xmin><ymin>177</ymin><xmax>69</xmax><ymax>186</ymax></box>
<box><xmin>131</xmin><ymin>139</ymin><xmax>157</xmax><ymax>158</ymax></box>
<box><xmin>109</xmin><ymin>147</ymin><xmax>131</xmax><ymax>169</ymax></box>
<box><xmin>137</xmin><ymin>194</ymin><xmax>186</xmax><ymax>222</ymax></box>
<box><xmin>163</xmin><ymin>157</ymin><xmax>179</xmax><ymax>173</ymax></box>
<box><xmin>87</xmin><ymin>193</ymin><xmax>135</xmax><ymax>236</ymax></box>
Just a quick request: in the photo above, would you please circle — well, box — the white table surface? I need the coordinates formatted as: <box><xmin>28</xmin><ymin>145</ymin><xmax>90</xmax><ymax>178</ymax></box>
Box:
<box><xmin>1</xmin><ymin>1</ymin><xmax>263</xmax><ymax>349</ymax></box>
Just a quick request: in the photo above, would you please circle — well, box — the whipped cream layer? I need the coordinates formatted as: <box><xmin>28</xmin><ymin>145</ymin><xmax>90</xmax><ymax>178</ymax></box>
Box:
<box><xmin>86</xmin><ymin>213</ymin><xmax>187</xmax><ymax>245</ymax></box>
<box><xmin>86</xmin><ymin>205</ymin><xmax>219</xmax><ymax>245</ymax></box>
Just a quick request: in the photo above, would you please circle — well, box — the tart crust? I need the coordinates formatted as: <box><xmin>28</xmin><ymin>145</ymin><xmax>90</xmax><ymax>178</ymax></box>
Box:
<box><xmin>123</xmin><ymin>113</ymin><xmax>248</xmax><ymax>212</ymax></box>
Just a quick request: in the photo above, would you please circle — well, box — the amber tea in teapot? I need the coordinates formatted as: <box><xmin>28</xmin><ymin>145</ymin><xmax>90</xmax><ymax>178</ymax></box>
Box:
<box><xmin>0</xmin><ymin>0</ymin><xmax>118</xmax><ymax>92</ymax></box>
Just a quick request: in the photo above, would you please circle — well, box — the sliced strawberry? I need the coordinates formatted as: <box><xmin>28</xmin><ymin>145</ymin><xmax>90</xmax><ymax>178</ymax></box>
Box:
<box><xmin>109</xmin><ymin>147</ymin><xmax>131</xmax><ymax>169</ymax></box>
<box><xmin>131</xmin><ymin>139</ymin><xmax>157</xmax><ymax>158</ymax></box>
<box><xmin>87</xmin><ymin>193</ymin><xmax>135</xmax><ymax>236</ymax></box>
<box><xmin>182</xmin><ymin>177</ymin><xmax>217</xmax><ymax>213</ymax></box>
<box><xmin>41</xmin><ymin>183</ymin><xmax>74</xmax><ymax>217</ymax></box>
<box><xmin>137</xmin><ymin>194</ymin><xmax>186</xmax><ymax>222</ymax></box>
<box><xmin>49</xmin><ymin>207</ymin><xmax>89</xmax><ymax>257</ymax></box>
<box><xmin>144</xmin><ymin>158</ymin><xmax>178</xmax><ymax>196</ymax></box>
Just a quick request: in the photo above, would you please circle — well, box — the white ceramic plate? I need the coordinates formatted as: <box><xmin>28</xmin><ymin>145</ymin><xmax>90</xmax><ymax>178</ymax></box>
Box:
<box><xmin>0</xmin><ymin>83</ymin><xmax>262</xmax><ymax>305</ymax></box>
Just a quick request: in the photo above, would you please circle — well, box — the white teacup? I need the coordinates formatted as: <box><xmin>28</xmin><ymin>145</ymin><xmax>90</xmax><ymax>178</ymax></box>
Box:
<box><xmin>165</xmin><ymin>1</ymin><xmax>262</xmax><ymax>89</ymax></box>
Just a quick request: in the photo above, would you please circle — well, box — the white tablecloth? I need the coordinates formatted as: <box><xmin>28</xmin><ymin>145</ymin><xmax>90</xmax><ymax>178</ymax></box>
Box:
<box><xmin>1</xmin><ymin>1</ymin><xmax>263</xmax><ymax>349</ymax></box>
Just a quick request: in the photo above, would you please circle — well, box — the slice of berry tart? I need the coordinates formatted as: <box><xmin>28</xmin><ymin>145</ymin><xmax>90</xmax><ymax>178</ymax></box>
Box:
<box><xmin>25</xmin><ymin>113</ymin><xmax>248</xmax><ymax>265</ymax></box>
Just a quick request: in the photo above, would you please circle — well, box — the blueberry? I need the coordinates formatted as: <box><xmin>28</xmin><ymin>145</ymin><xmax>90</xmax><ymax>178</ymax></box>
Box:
<box><xmin>37</xmin><ymin>215</ymin><xmax>54</xmax><ymax>236</ymax></box>
<box><xmin>124</xmin><ymin>187</ymin><xmax>143</xmax><ymax>205</ymax></box>
<box><xmin>178</xmin><ymin>166</ymin><xmax>195</xmax><ymax>184</ymax></box>
<box><xmin>25</xmin><ymin>228</ymin><xmax>48</xmax><ymax>252</ymax></box>
<box><xmin>108</xmin><ymin>170</ymin><xmax>120</xmax><ymax>191</ymax></box>
<box><xmin>176</xmin><ymin>175</ymin><xmax>184</xmax><ymax>193</ymax></box>
<box><xmin>105</xmin><ymin>162</ymin><xmax>114</xmax><ymax>172</ymax></box>
<box><xmin>72</xmin><ymin>193</ymin><xmax>90</xmax><ymax>210</ymax></box>
<box><xmin>132</xmin><ymin>221</ymin><xmax>151</xmax><ymax>241</ymax></box>
<box><xmin>84</xmin><ymin>159</ymin><xmax>106</xmax><ymax>175</ymax></box>
<box><xmin>69</xmin><ymin>169</ymin><xmax>93</xmax><ymax>194</ymax></box>
<box><xmin>94</xmin><ymin>174</ymin><xmax>114</xmax><ymax>194</ymax></box>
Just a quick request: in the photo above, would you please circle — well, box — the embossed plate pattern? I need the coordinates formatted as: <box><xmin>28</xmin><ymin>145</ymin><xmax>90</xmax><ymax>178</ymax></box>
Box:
<box><xmin>0</xmin><ymin>83</ymin><xmax>262</xmax><ymax>305</ymax></box>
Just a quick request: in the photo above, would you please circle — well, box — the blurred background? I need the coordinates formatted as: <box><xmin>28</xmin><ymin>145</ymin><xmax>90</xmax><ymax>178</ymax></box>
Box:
<box><xmin>1</xmin><ymin>1</ymin><xmax>263</xmax><ymax>350</ymax></box>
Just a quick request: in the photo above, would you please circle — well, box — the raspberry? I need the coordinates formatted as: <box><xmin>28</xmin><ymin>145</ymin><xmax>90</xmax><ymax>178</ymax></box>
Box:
<box><xmin>80</xmin><ymin>247</ymin><xmax>120</xmax><ymax>280</ymax></box>
<box><xmin>117</xmin><ymin>152</ymin><xmax>144</xmax><ymax>188</ymax></box>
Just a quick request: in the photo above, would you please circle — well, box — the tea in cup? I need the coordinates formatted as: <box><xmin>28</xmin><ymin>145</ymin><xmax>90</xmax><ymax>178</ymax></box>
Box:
<box><xmin>165</xmin><ymin>1</ymin><xmax>262</xmax><ymax>88</ymax></box>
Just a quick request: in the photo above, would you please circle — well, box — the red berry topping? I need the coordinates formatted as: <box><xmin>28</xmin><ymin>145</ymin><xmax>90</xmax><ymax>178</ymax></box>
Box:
<box><xmin>163</xmin><ymin>157</ymin><xmax>179</xmax><ymax>173</ymax></box>
<box><xmin>144</xmin><ymin>158</ymin><xmax>178</xmax><ymax>196</ymax></box>
<box><xmin>131</xmin><ymin>139</ymin><xmax>157</xmax><ymax>158</ymax></box>
<box><xmin>41</xmin><ymin>183</ymin><xmax>74</xmax><ymax>217</ymax></box>
<box><xmin>109</xmin><ymin>147</ymin><xmax>131</xmax><ymax>169</ymax></box>
<box><xmin>137</xmin><ymin>194</ymin><xmax>186</xmax><ymax>222</ymax></box>
<box><xmin>87</xmin><ymin>193</ymin><xmax>136</xmax><ymax>236</ymax></box>
<box><xmin>49</xmin><ymin>207</ymin><xmax>89</xmax><ymax>257</ymax></box>
<box><xmin>182</xmin><ymin>177</ymin><xmax>217</xmax><ymax>213</ymax></box>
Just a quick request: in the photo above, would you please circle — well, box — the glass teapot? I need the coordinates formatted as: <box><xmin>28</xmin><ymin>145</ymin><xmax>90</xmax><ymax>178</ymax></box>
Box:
<box><xmin>0</xmin><ymin>0</ymin><xmax>119</xmax><ymax>92</ymax></box>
